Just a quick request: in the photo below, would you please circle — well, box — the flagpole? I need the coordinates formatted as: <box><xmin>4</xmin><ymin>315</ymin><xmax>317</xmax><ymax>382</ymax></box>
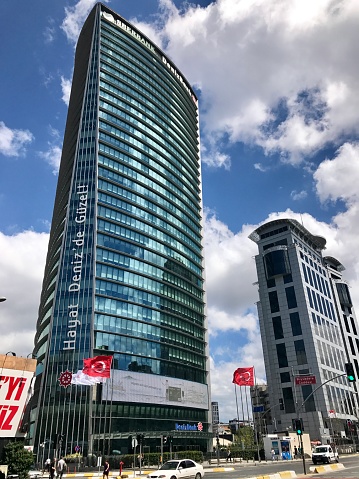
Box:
<box><xmin>234</xmin><ymin>384</ymin><xmax>240</xmax><ymax>444</ymax></box>
<box><xmin>107</xmin><ymin>355</ymin><xmax>115</xmax><ymax>457</ymax></box>
<box><xmin>239</xmin><ymin>384</ymin><xmax>245</xmax><ymax>425</ymax></box>
<box><xmin>239</xmin><ymin>386</ymin><xmax>245</xmax><ymax>454</ymax></box>
<box><xmin>252</xmin><ymin>366</ymin><xmax>260</xmax><ymax>462</ymax></box>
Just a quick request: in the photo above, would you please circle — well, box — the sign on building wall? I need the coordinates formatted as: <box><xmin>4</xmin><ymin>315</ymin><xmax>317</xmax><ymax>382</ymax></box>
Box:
<box><xmin>102</xmin><ymin>370</ymin><xmax>209</xmax><ymax>409</ymax></box>
<box><xmin>0</xmin><ymin>355</ymin><xmax>36</xmax><ymax>437</ymax></box>
<box><xmin>295</xmin><ymin>375</ymin><xmax>316</xmax><ymax>385</ymax></box>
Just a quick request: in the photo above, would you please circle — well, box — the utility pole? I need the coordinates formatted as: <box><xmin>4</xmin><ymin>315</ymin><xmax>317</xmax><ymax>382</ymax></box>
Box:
<box><xmin>160</xmin><ymin>435</ymin><xmax>164</xmax><ymax>466</ymax></box>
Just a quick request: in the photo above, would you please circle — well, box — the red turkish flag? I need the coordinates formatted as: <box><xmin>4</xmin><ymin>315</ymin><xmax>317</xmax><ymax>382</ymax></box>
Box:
<box><xmin>232</xmin><ymin>367</ymin><xmax>254</xmax><ymax>386</ymax></box>
<box><xmin>83</xmin><ymin>356</ymin><xmax>113</xmax><ymax>378</ymax></box>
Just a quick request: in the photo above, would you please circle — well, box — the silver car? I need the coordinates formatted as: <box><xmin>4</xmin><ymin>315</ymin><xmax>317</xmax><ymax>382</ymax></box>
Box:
<box><xmin>147</xmin><ymin>459</ymin><xmax>204</xmax><ymax>479</ymax></box>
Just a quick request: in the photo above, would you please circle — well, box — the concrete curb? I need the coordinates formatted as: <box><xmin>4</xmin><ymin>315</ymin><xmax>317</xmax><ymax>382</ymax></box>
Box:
<box><xmin>58</xmin><ymin>469</ymin><xmax>298</xmax><ymax>479</ymax></box>
<box><xmin>279</xmin><ymin>472</ymin><xmax>297</xmax><ymax>479</ymax></box>
<box><xmin>213</xmin><ymin>471</ymin><xmax>296</xmax><ymax>479</ymax></box>
<box><xmin>309</xmin><ymin>462</ymin><xmax>345</xmax><ymax>474</ymax></box>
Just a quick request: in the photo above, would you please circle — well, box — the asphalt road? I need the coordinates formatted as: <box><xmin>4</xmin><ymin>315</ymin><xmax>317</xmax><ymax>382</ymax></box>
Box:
<box><xmin>203</xmin><ymin>454</ymin><xmax>358</xmax><ymax>478</ymax></box>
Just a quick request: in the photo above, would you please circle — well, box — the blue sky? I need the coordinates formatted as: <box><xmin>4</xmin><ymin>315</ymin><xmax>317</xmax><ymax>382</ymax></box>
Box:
<box><xmin>1</xmin><ymin>0</ymin><xmax>359</xmax><ymax>422</ymax></box>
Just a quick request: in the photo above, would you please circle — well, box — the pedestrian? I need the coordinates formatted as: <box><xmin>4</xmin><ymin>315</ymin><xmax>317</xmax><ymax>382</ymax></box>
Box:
<box><xmin>103</xmin><ymin>461</ymin><xmax>110</xmax><ymax>479</ymax></box>
<box><xmin>49</xmin><ymin>460</ymin><xmax>56</xmax><ymax>479</ymax></box>
<box><xmin>57</xmin><ymin>457</ymin><xmax>67</xmax><ymax>479</ymax></box>
<box><xmin>226</xmin><ymin>449</ymin><xmax>232</xmax><ymax>462</ymax></box>
<box><xmin>271</xmin><ymin>448</ymin><xmax>276</xmax><ymax>461</ymax></box>
<box><xmin>294</xmin><ymin>446</ymin><xmax>298</xmax><ymax>458</ymax></box>
<box><xmin>44</xmin><ymin>458</ymin><xmax>51</xmax><ymax>473</ymax></box>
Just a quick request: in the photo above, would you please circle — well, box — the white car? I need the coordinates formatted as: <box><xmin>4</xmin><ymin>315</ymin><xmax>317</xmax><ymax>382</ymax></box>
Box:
<box><xmin>312</xmin><ymin>445</ymin><xmax>339</xmax><ymax>464</ymax></box>
<box><xmin>147</xmin><ymin>459</ymin><xmax>204</xmax><ymax>479</ymax></box>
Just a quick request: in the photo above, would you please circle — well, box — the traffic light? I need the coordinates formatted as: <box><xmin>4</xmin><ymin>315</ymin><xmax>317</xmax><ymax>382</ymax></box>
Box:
<box><xmin>295</xmin><ymin>419</ymin><xmax>303</xmax><ymax>435</ymax></box>
<box><xmin>168</xmin><ymin>435</ymin><xmax>173</xmax><ymax>444</ymax></box>
<box><xmin>136</xmin><ymin>434</ymin><xmax>145</xmax><ymax>445</ymax></box>
<box><xmin>345</xmin><ymin>362</ymin><xmax>356</xmax><ymax>382</ymax></box>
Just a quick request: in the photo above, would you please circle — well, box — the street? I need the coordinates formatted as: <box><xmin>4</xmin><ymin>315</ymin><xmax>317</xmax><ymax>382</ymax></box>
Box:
<box><xmin>57</xmin><ymin>454</ymin><xmax>359</xmax><ymax>479</ymax></box>
<box><xmin>203</xmin><ymin>454</ymin><xmax>358</xmax><ymax>478</ymax></box>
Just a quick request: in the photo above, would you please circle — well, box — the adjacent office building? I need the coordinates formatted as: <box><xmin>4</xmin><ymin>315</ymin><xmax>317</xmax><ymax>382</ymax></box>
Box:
<box><xmin>250</xmin><ymin>219</ymin><xmax>359</xmax><ymax>442</ymax></box>
<box><xmin>28</xmin><ymin>3</ymin><xmax>210</xmax><ymax>457</ymax></box>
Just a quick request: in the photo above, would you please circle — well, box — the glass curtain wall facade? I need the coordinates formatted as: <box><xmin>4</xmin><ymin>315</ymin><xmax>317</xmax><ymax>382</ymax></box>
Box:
<box><xmin>249</xmin><ymin>219</ymin><xmax>359</xmax><ymax>443</ymax></box>
<box><xmin>29</xmin><ymin>3</ymin><xmax>210</xmax><ymax>457</ymax></box>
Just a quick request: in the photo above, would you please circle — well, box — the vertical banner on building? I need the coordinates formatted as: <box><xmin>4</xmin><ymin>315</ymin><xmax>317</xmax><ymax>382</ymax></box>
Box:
<box><xmin>0</xmin><ymin>355</ymin><xmax>36</xmax><ymax>437</ymax></box>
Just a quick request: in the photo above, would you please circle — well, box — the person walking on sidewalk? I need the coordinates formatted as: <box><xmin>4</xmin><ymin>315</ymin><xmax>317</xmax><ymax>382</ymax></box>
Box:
<box><xmin>271</xmin><ymin>448</ymin><xmax>276</xmax><ymax>461</ymax></box>
<box><xmin>103</xmin><ymin>461</ymin><xmax>110</xmax><ymax>479</ymax></box>
<box><xmin>57</xmin><ymin>457</ymin><xmax>67</xmax><ymax>479</ymax></box>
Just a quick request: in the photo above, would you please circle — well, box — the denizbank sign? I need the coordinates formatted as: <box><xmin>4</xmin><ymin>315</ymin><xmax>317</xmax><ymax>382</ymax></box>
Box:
<box><xmin>101</xmin><ymin>10</ymin><xmax>197</xmax><ymax>103</ymax></box>
<box><xmin>175</xmin><ymin>422</ymin><xmax>204</xmax><ymax>432</ymax></box>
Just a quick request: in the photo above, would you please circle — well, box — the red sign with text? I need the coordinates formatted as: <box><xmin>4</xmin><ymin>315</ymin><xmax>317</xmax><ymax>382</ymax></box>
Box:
<box><xmin>295</xmin><ymin>375</ymin><xmax>316</xmax><ymax>385</ymax></box>
<box><xmin>0</xmin><ymin>369</ymin><xmax>33</xmax><ymax>437</ymax></box>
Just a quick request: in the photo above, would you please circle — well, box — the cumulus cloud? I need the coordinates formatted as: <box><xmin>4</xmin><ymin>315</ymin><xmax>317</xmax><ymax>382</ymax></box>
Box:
<box><xmin>61</xmin><ymin>76</ymin><xmax>72</xmax><ymax>106</ymax></box>
<box><xmin>38</xmin><ymin>126</ymin><xmax>62</xmax><ymax>174</ymax></box>
<box><xmin>61</xmin><ymin>0</ymin><xmax>109</xmax><ymax>43</ymax></box>
<box><xmin>314</xmin><ymin>142</ymin><xmax>359</xmax><ymax>205</ymax></box>
<box><xmin>0</xmin><ymin>231</ymin><xmax>49</xmax><ymax>356</ymax></box>
<box><xmin>145</xmin><ymin>0</ymin><xmax>359</xmax><ymax>166</ymax></box>
<box><xmin>290</xmin><ymin>190</ymin><xmax>308</xmax><ymax>201</ymax></box>
<box><xmin>0</xmin><ymin>121</ymin><xmax>34</xmax><ymax>157</ymax></box>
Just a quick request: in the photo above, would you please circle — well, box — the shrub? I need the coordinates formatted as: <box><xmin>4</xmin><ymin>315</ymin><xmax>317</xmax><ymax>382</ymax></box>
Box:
<box><xmin>1</xmin><ymin>441</ymin><xmax>34</xmax><ymax>479</ymax></box>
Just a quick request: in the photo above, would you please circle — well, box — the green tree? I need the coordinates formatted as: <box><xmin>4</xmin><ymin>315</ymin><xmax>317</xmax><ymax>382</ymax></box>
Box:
<box><xmin>1</xmin><ymin>441</ymin><xmax>34</xmax><ymax>479</ymax></box>
<box><xmin>234</xmin><ymin>425</ymin><xmax>256</xmax><ymax>450</ymax></box>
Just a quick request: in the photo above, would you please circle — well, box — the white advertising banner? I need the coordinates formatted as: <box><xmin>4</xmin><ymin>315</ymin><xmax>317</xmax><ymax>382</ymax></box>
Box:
<box><xmin>102</xmin><ymin>370</ymin><xmax>209</xmax><ymax>409</ymax></box>
<box><xmin>0</xmin><ymin>368</ymin><xmax>34</xmax><ymax>437</ymax></box>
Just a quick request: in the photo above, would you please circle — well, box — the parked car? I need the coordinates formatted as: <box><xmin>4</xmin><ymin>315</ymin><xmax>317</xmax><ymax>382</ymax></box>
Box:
<box><xmin>147</xmin><ymin>459</ymin><xmax>204</xmax><ymax>479</ymax></box>
<box><xmin>312</xmin><ymin>445</ymin><xmax>339</xmax><ymax>464</ymax></box>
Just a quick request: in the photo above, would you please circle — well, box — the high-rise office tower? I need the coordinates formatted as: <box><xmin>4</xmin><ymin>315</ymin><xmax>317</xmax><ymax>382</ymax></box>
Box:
<box><xmin>28</xmin><ymin>3</ymin><xmax>210</xmax><ymax>457</ymax></box>
<box><xmin>250</xmin><ymin>219</ymin><xmax>359</xmax><ymax>442</ymax></box>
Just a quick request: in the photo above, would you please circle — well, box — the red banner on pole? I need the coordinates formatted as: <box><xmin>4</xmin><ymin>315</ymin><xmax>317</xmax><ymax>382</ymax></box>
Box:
<box><xmin>232</xmin><ymin>367</ymin><xmax>254</xmax><ymax>386</ymax></box>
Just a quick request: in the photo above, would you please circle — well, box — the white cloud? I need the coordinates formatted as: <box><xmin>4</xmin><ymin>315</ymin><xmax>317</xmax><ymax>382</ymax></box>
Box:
<box><xmin>150</xmin><ymin>0</ymin><xmax>359</xmax><ymax>166</ymax></box>
<box><xmin>38</xmin><ymin>145</ymin><xmax>62</xmax><ymax>174</ymax></box>
<box><xmin>290</xmin><ymin>190</ymin><xmax>308</xmax><ymax>201</ymax></box>
<box><xmin>61</xmin><ymin>0</ymin><xmax>108</xmax><ymax>43</ymax></box>
<box><xmin>314</xmin><ymin>142</ymin><xmax>359</xmax><ymax>205</ymax></box>
<box><xmin>61</xmin><ymin>76</ymin><xmax>72</xmax><ymax>106</ymax></box>
<box><xmin>38</xmin><ymin>126</ymin><xmax>62</xmax><ymax>174</ymax></box>
<box><xmin>0</xmin><ymin>231</ymin><xmax>49</xmax><ymax>357</ymax></box>
<box><xmin>43</xmin><ymin>18</ymin><xmax>56</xmax><ymax>44</ymax></box>
<box><xmin>0</xmin><ymin>121</ymin><xmax>34</xmax><ymax>157</ymax></box>
<box><xmin>203</xmin><ymin>211</ymin><xmax>258</xmax><ymax>315</ymax></box>
<box><xmin>254</xmin><ymin>163</ymin><xmax>269</xmax><ymax>172</ymax></box>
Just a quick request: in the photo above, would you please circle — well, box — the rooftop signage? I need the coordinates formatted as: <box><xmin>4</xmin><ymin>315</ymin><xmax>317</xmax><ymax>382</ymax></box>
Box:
<box><xmin>101</xmin><ymin>10</ymin><xmax>197</xmax><ymax>104</ymax></box>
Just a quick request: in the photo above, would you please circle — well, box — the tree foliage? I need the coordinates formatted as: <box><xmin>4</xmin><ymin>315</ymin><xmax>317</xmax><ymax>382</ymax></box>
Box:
<box><xmin>234</xmin><ymin>425</ymin><xmax>256</xmax><ymax>450</ymax></box>
<box><xmin>1</xmin><ymin>441</ymin><xmax>34</xmax><ymax>479</ymax></box>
